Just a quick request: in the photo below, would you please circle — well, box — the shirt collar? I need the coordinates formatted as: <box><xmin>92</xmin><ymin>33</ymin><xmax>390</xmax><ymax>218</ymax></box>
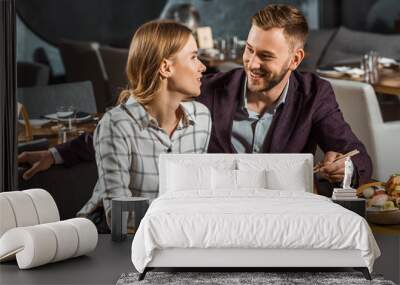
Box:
<box><xmin>178</xmin><ymin>102</ymin><xmax>196</xmax><ymax>127</ymax></box>
<box><xmin>241</xmin><ymin>78</ymin><xmax>289</xmax><ymax>115</ymax></box>
<box><xmin>124</xmin><ymin>96</ymin><xmax>195</xmax><ymax>130</ymax></box>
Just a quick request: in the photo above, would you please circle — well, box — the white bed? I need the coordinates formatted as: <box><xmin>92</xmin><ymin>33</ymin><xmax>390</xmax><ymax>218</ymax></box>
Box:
<box><xmin>131</xmin><ymin>154</ymin><xmax>380</xmax><ymax>280</ymax></box>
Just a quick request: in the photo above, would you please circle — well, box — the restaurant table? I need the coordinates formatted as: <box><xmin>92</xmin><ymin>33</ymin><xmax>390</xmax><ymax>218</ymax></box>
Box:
<box><xmin>18</xmin><ymin>116</ymin><xmax>99</xmax><ymax>148</ymax></box>
<box><xmin>317</xmin><ymin>65</ymin><xmax>400</xmax><ymax>97</ymax></box>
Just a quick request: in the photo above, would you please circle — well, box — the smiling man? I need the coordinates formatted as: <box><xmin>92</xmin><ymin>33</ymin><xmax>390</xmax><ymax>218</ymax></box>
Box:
<box><xmin>197</xmin><ymin>4</ymin><xmax>372</xmax><ymax>186</ymax></box>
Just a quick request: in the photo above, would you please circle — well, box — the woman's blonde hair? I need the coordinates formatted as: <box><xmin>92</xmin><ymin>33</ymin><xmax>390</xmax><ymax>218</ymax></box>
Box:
<box><xmin>118</xmin><ymin>20</ymin><xmax>193</xmax><ymax>105</ymax></box>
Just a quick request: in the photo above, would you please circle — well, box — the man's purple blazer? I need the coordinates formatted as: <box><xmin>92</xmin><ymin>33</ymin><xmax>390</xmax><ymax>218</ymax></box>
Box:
<box><xmin>196</xmin><ymin>68</ymin><xmax>372</xmax><ymax>185</ymax></box>
<box><xmin>56</xmin><ymin>68</ymin><xmax>372</xmax><ymax>185</ymax></box>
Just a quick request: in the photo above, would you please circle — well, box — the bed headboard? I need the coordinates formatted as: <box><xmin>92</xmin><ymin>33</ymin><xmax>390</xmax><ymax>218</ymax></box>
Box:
<box><xmin>158</xmin><ymin>154</ymin><xmax>314</xmax><ymax>195</ymax></box>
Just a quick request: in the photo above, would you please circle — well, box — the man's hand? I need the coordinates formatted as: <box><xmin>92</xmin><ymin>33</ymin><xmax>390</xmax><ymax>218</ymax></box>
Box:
<box><xmin>318</xmin><ymin>151</ymin><xmax>345</xmax><ymax>183</ymax></box>
<box><xmin>17</xmin><ymin>150</ymin><xmax>55</xmax><ymax>180</ymax></box>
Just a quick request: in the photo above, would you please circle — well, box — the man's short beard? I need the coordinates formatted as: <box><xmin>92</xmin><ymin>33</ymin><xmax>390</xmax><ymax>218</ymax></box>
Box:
<box><xmin>247</xmin><ymin>63</ymin><xmax>290</xmax><ymax>93</ymax></box>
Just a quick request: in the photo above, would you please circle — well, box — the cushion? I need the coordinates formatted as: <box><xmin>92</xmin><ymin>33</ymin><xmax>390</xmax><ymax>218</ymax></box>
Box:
<box><xmin>0</xmin><ymin>218</ymin><xmax>97</xmax><ymax>269</ymax></box>
<box><xmin>211</xmin><ymin>169</ymin><xmax>268</xmax><ymax>191</ymax></box>
<box><xmin>64</xmin><ymin>218</ymin><xmax>98</xmax><ymax>257</ymax></box>
<box><xmin>266</xmin><ymin>168</ymin><xmax>307</xmax><ymax>192</ymax></box>
<box><xmin>164</xmin><ymin>157</ymin><xmax>235</xmax><ymax>170</ymax></box>
<box><xmin>237</xmin><ymin>158</ymin><xmax>309</xmax><ymax>192</ymax></box>
<box><xmin>164</xmin><ymin>158</ymin><xmax>235</xmax><ymax>192</ymax></box>
<box><xmin>0</xmin><ymin>196</ymin><xmax>17</xmax><ymax>237</ymax></box>
<box><xmin>1</xmin><ymin>191</ymin><xmax>40</xmax><ymax>228</ymax></box>
<box><xmin>167</xmin><ymin>163</ymin><xmax>212</xmax><ymax>191</ymax></box>
<box><xmin>0</xmin><ymin>189</ymin><xmax>60</xmax><ymax>237</ymax></box>
<box><xmin>159</xmin><ymin>153</ymin><xmax>235</xmax><ymax>196</ymax></box>
<box><xmin>24</xmin><ymin>189</ymin><xmax>60</xmax><ymax>224</ymax></box>
<box><xmin>236</xmin><ymin>169</ymin><xmax>268</xmax><ymax>189</ymax></box>
<box><xmin>212</xmin><ymin>168</ymin><xmax>237</xmax><ymax>190</ymax></box>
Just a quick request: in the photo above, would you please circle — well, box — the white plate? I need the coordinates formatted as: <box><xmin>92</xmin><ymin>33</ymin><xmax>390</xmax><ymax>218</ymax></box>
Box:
<box><xmin>43</xmin><ymin>113</ymin><xmax>93</xmax><ymax>123</ymax></box>
<box><xmin>18</xmin><ymin>119</ymin><xmax>51</xmax><ymax>128</ymax></box>
<box><xmin>316</xmin><ymin>69</ymin><xmax>343</xmax><ymax>77</ymax></box>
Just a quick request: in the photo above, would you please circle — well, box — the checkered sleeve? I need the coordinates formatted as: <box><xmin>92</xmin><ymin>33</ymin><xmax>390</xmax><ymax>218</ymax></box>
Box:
<box><xmin>200</xmin><ymin>106</ymin><xmax>212</xmax><ymax>153</ymax></box>
<box><xmin>94</xmin><ymin>113</ymin><xmax>133</xmax><ymax>218</ymax></box>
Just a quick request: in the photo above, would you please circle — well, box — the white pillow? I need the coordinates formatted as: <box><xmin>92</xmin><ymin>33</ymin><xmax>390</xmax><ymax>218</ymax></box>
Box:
<box><xmin>211</xmin><ymin>168</ymin><xmax>237</xmax><ymax>190</ymax></box>
<box><xmin>211</xmin><ymin>169</ymin><xmax>268</xmax><ymax>190</ymax></box>
<box><xmin>266</xmin><ymin>167</ymin><xmax>307</xmax><ymax>192</ymax></box>
<box><xmin>167</xmin><ymin>162</ymin><xmax>211</xmax><ymax>191</ymax></box>
<box><xmin>237</xmin><ymin>158</ymin><xmax>308</xmax><ymax>192</ymax></box>
<box><xmin>236</xmin><ymin>169</ymin><xmax>268</xmax><ymax>189</ymax></box>
<box><xmin>165</xmin><ymin>158</ymin><xmax>235</xmax><ymax>170</ymax></box>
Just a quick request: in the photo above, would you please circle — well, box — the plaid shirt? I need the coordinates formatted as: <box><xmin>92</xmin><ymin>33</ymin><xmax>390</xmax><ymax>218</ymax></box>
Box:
<box><xmin>77</xmin><ymin>97</ymin><xmax>211</xmax><ymax>219</ymax></box>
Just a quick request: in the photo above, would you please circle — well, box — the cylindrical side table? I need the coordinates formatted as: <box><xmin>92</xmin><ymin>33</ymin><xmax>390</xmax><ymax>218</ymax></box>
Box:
<box><xmin>111</xmin><ymin>197</ymin><xmax>150</xmax><ymax>242</ymax></box>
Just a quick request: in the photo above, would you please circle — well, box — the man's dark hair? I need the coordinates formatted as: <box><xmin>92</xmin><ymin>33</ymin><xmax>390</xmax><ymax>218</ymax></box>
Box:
<box><xmin>252</xmin><ymin>4</ymin><xmax>309</xmax><ymax>49</ymax></box>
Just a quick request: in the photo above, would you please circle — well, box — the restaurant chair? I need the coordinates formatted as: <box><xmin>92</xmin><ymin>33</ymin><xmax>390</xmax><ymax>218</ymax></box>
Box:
<box><xmin>16</xmin><ymin>103</ymin><xmax>48</xmax><ymax>153</ymax></box>
<box><xmin>17</xmin><ymin>81</ymin><xmax>97</xmax><ymax>119</ymax></box>
<box><xmin>17</xmin><ymin>61</ymin><xmax>50</xmax><ymax>87</ymax></box>
<box><xmin>300</xmin><ymin>29</ymin><xmax>336</xmax><ymax>72</ymax></box>
<box><xmin>58</xmin><ymin>39</ymin><xmax>111</xmax><ymax>112</ymax></box>
<box><xmin>17</xmin><ymin>102</ymin><xmax>33</xmax><ymax>141</ymax></box>
<box><xmin>99</xmin><ymin>46</ymin><xmax>129</xmax><ymax>103</ymax></box>
<box><xmin>318</xmin><ymin>27</ymin><xmax>400</xmax><ymax>67</ymax></box>
<box><xmin>326</xmin><ymin>78</ymin><xmax>400</xmax><ymax>182</ymax></box>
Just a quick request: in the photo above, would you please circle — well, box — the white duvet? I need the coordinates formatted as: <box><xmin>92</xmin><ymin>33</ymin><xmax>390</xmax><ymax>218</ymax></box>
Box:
<box><xmin>131</xmin><ymin>190</ymin><xmax>380</xmax><ymax>273</ymax></box>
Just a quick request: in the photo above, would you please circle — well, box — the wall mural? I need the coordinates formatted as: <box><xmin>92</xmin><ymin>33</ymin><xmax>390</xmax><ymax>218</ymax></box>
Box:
<box><xmin>16</xmin><ymin>0</ymin><xmax>399</xmax><ymax>77</ymax></box>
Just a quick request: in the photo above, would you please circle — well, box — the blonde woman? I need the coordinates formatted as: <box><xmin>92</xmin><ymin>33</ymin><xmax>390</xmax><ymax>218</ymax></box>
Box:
<box><xmin>78</xmin><ymin>20</ymin><xmax>211</xmax><ymax>229</ymax></box>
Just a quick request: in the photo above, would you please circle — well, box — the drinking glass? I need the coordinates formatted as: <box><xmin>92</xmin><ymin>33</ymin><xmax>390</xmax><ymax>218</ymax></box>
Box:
<box><xmin>362</xmin><ymin>51</ymin><xmax>380</xmax><ymax>84</ymax></box>
<box><xmin>57</xmin><ymin>126</ymin><xmax>78</xmax><ymax>144</ymax></box>
<box><xmin>56</xmin><ymin>105</ymin><xmax>76</xmax><ymax>130</ymax></box>
<box><xmin>227</xmin><ymin>36</ymin><xmax>238</xmax><ymax>60</ymax></box>
<box><xmin>215</xmin><ymin>38</ymin><xmax>227</xmax><ymax>60</ymax></box>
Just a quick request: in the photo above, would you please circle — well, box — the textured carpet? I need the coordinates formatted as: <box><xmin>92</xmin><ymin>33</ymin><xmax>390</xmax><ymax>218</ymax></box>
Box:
<box><xmin>117</xmin><ymin>271</ymin><xmax>396</xmax><ymax>285</ymax></box>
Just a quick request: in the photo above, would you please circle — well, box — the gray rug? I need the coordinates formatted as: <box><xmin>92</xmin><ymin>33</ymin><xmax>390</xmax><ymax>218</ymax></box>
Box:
<box><xmin>117</xmin><ymin>271</ymin><xmax>396</xmax><ymax>285</ymax></box>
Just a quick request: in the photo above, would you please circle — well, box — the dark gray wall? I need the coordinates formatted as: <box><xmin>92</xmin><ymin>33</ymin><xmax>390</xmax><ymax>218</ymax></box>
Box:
<box><xmin>161</xmin><ymin>0</ymin><xmax>320</xmax><ymax>39</ymax></box>
<box><xmin>16</xmin><ymin>0</ymin><xmax>320</xmax><ymax>76</ymax></box>
<box><xmin>16</xmin><ymin>0</ymin><xmax>400</xmax><ymax>78</ymax></box>
<box><xmin>17</xmin><ymin>16</ymin><xmax>63</xmax><ymax>75</ymax></box>
<box><xmin>16</xmin><ymin>0</ymin><xmax>167</xmax><ymax>47</ymax></box>
<box><xmin>320</xmin><ymin>0</ymin><xmax>400</xmax><ymax>33</ymax></box>
<box><xmin>16</xmin><ymin>0</ymin><xmax>166</xmax><ymax>76</ymax></box>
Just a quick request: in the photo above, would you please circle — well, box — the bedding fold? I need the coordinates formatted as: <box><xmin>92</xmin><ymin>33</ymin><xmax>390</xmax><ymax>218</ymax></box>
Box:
<box><xmin>131</xmin><ymin>190</ymin><xmax>380</xmax><ymax>273</ymax></box>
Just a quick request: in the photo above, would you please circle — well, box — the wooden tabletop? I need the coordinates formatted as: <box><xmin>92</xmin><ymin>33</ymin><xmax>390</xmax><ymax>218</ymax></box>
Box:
<box><xmin>318</xmin><ymin>65</ymin><xmax>400</xmax><ymax>96</ymax></box>
<box><xmin>18</xmin><ymin>117</ymin><xmax>99</xmax><ymax>147</ymax></box>
<box><xmin>374</xmin><ymin>68</ymin><xmax>400</xmax><ymax>96</ymax></box>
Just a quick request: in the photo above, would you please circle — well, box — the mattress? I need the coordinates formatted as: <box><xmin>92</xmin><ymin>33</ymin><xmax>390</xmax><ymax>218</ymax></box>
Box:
<box><xmin>131</xmin><ymin>190</ymin><xmax>380</xmax><ymax>273</ymax></box>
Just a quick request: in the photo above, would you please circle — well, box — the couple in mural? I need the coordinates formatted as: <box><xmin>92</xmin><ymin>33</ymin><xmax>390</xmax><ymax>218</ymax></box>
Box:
<box><xmin>18</xmin><ymin>4</ymin><xmax>371</xmax><ymax>231</ymax></box>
